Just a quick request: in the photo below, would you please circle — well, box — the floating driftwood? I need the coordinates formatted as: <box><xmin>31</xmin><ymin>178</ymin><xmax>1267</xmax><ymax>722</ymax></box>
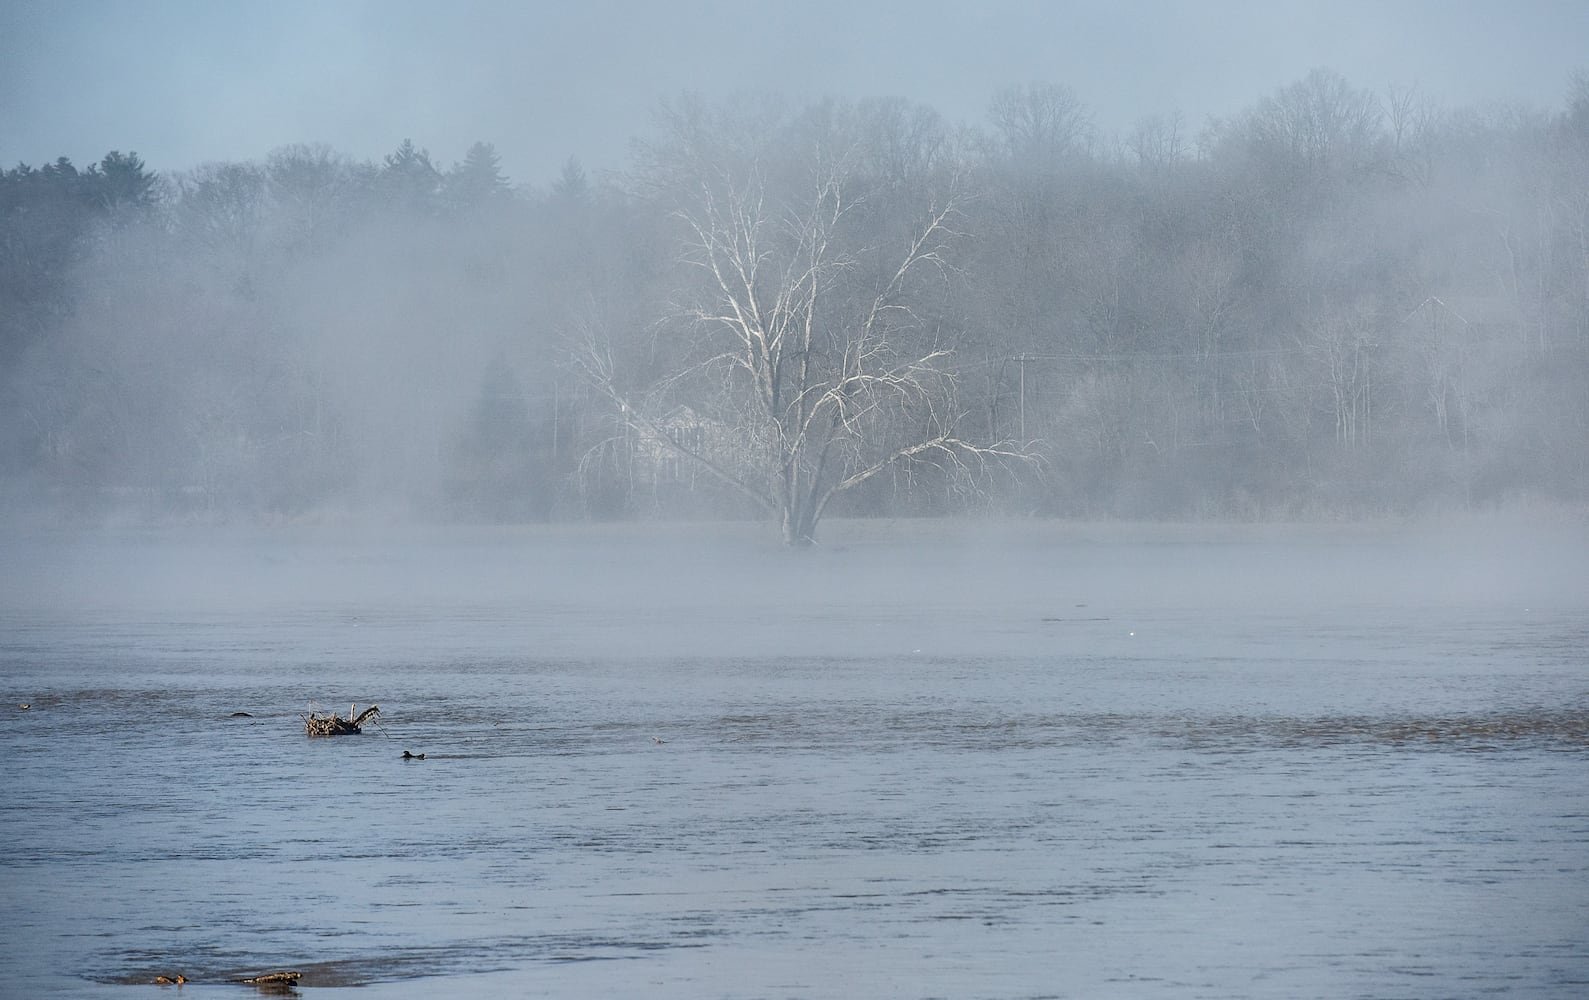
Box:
<box><xmin>239</xmin><ymin>970</ymin><xmax>303</xmax><ymax>993</ymax></box>
<box><xmin>303</xmin><ymin>703</ymin><xmax>379</xmax><ymax>737</ymax></box>
<box><xmin>240</xmin><ymin>970</ymin><xmax>302</xmax><ymax>984</ymax></box>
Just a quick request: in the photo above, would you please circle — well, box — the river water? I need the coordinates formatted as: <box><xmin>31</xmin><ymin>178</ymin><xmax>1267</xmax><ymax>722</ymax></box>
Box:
<box><xmin>2</xmin><ymin>519</ymin><xmax>1586</xmax><ymax>998</ymax></box>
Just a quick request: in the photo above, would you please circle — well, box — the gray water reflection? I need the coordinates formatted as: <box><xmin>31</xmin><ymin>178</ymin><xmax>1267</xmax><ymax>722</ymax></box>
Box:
<box><xmin>1</xmin><ymin>523</ymin><xmax>1586</xmax><ymax>998</ymax></box>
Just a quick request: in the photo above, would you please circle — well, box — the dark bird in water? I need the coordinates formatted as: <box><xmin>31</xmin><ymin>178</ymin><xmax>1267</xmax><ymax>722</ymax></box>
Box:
<box><xmin>402</xmin><ymin>750</ymin><xmax>425</xmax><ymax>760</ymax></box>
<box><xmin>154</xmin><ymin>973</ymin><xmax>186</xmax><ymax>984</ymax></box>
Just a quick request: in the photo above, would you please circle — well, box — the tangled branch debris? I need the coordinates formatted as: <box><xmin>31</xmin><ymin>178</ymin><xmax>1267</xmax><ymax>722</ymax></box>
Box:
<box><xmin>303</xmin><ymin>703</ymin><xmax>379</xmax><ymax>737</ymax></box>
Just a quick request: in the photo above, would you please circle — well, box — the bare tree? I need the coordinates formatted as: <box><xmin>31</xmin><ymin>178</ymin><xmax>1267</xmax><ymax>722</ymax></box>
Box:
<box><xmin>175</xmin><ymin>162</ymin><xmax>267</xmax><ymax>266</ymax></box>
<box><xmin>1383</xmin><ymin>84</ymin><xmax>1441</xmax><ymax>185</ymax></box>
<box><xmin>1298</xmin><ymin>299</ymin><xmax>1379</xmax><ymax>451</ymax></box>
<box><xmin>1244</xmin><ymin>69</ymin><xmax>1386</xmax><ymax>186</ymax></box>
<box><xmin>989</xmin><ymin>83</ymin><xmax>1092</xmax><ymax>162</ymax></box>
<box><xmin>264</xmin><ymin>143</ymin><xmax>368</xmax><ymax>253</ymax></box>
<box><xmin>577</xmin><ymin>101</ymin><xmax>1026</xmax><ymax>544</ymax></box>
<box><xmin>1127</xmin><ymin>112</ymin><xmax>1186</xmax><ymax>173</ymax></box>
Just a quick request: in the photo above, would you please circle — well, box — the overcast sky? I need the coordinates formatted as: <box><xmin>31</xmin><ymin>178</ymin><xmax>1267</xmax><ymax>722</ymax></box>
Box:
<box><xmin>2</xmin><ymin>0</ymin><xmax>1584</xmax><ymax>186</ymax></box>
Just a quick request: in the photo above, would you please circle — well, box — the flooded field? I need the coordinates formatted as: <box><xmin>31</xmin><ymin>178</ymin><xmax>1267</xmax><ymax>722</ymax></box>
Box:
<box><xmin>2</xmin><ymin>519</ymin><xmax>1586</xmax><ymax>998</ymax></box>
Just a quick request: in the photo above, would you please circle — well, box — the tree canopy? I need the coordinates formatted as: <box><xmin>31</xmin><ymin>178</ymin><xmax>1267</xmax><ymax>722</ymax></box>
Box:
<box><xmin>3</xmin><ymin>74</ymin><xmax>1587</xmax><ymax>534</ymax></box>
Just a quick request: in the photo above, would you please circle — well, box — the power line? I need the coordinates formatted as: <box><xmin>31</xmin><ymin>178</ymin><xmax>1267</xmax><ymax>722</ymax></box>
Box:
<box><xmin>957</xmin><ymin>346</ymin><xmax>1304</xmax><ymax>369</ymax></box>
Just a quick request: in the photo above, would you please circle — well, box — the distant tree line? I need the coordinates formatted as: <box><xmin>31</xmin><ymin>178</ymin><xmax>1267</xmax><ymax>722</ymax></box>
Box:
<box><xmin>2</xmin><ymin>70</ymin><xmax>1586</xmax><ymax>535</ymax></box>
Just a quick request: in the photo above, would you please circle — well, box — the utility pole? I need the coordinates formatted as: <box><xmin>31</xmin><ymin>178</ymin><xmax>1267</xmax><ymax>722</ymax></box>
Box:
<box><xmin>1017</xmin><ymin>354</ymin><xmax>1029</xmax><ymax>441</ymax></box>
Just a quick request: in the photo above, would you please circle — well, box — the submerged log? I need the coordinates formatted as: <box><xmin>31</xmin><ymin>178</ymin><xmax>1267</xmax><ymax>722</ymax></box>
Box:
<box><xmin>303</xmin><ymin>703</ymin><xmax>379</xmax><ymax>737</ymax></box>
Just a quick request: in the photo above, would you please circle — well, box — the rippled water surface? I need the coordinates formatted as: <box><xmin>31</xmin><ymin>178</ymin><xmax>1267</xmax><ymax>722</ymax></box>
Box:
<box><xmin>2</xmin><ymin>520</ymin><xmax>1587</xmax><ymax>998</ymax></box>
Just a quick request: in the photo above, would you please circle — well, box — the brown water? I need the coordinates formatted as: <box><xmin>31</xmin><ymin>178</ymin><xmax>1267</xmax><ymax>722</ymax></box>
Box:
<box><xmin>2</xmin><ymin>521</ymin><xmax>1586</xmax><ymax>998</ymax></box>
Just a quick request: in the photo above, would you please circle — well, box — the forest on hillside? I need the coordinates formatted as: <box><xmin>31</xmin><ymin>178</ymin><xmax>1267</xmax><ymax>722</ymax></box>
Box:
<box><xmin>3</xmin><ymin>70</ymin><xmax>1586</xmax><ymax>537</ymax></box>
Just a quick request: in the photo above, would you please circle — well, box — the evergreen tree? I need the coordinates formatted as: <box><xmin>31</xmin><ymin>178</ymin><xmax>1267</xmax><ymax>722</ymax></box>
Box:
<box><xmin>378</xmin><ymin>138</ymin><xmax>441</xmax><ymax>214</ymax></box>
<box><xmin>91</xmin><ymin>150</ymin><xmax>160</xmax><ymax>217</ymax></box>
<box><xmin>447</xmin><ymin>357</ymin><xmax>545</xmax><ymax>520</ymax></box>
<box><xmin>444</xmin><ymin>141</ymin><xmax>511</xmax><ymax>214</ymax></box>
<box><xmin>550</xmin><ymin>157</ymin><xmax>588</xmax><ymax>202</ymax></box>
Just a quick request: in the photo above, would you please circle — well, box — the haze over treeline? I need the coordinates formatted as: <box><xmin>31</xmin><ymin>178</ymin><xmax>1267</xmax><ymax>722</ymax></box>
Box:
<box><xmin>3</xmin><ymin>71</ymin><xmax>1587</xmax><ymax>536</ymax></box>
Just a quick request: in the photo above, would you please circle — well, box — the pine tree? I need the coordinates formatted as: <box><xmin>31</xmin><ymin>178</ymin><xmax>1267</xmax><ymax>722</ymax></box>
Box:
<box><xmin>444</xmin><ymin>141</ymin><xmax>512</xmax><ymax>214</ymax></box>
<box><xmin>378</xmin><ymin>138</ymin><xmax>441</xmax><ymax>214</ymax></box>
<box><xmin>90</xmin><ymin>151</ymin><xmax>160</xmax><ymax>218</ymax></box>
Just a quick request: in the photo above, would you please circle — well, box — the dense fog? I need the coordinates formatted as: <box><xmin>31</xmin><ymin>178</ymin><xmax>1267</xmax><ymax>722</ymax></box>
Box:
<box><xmin>5</xmin><ymin>29</ymin><xmax>1589</xmax><ymax>991</ymax></box>
<box><xmin>3</xmin><ymin>72</ymin><xmax>1587</xmax><ymax>537</ymax></box>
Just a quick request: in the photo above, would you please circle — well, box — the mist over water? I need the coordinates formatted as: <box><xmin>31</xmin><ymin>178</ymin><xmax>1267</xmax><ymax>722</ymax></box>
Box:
<box><xmin>2</xmin><ymin>520</ymin><xmax>1585</xmax><ymax>997</ymax></box>
<box><xmin>4</xmin><ymin>7</ymin><xmax>1589</xmax><ymax>994</ymax></box>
